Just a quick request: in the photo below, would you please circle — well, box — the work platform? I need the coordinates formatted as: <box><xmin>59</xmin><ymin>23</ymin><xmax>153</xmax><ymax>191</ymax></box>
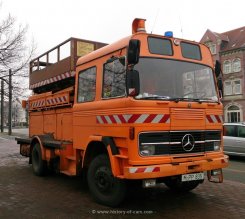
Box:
<box><xmin>29</xmin><ymin>38</ymin><xmax>107</xmax><ymax>93</ymax></box>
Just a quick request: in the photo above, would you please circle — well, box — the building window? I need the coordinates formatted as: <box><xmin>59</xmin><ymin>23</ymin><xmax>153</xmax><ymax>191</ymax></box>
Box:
<box><xmin>233</xmin><ymin>80</ymin><xmax>241</xmax><ymax>94</ymax></box>
<box><xmin>205</xmin><ymin>42</ymin><xmax>216</xmax><ymax>55</ymax></box>
<box><xmin>233</xmin><ymin>58</ymin><xmax>241</xmax><ymax>72</ymax></box>
<box><xmin>209</xmin><ymin>43</ymin><xmax>216</xmax><ymax>55</ymax></box>
<box><xmin>224</xmin><ymin>81</ymin><xmax>232</xmax><ymax>95</ymax></box>
<box><xmin>102</xmin><ymin>57</ymin><xmax>126</xmax><ymax>98</ymax></box>
<box><xmin>224</xmin><ymin>79</ymin><xmax>241</xmax><ymax>96</ymax></box>
<box><xmin>226</xmin><ymin>105</ymin><xmax>241</xmax><ymax>123</ymax></box>
<box><xmin>77</xmin><ymin>67</ymin><xmax>96</xmax><ymax>102</ymax></box>
<box><xmin>223</xmin><ymin>60</ymin><xmax>231</xmax><ymax>74</ymax></box>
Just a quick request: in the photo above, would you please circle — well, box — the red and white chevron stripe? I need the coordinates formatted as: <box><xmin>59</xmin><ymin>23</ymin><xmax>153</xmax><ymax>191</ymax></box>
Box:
<box><xmin>206</xmin><ymin>115</ymin><xmax>223</xmax><ymax>123</ymax></box>
<box><xmin>30</xmin><ymin>71</ymin><xmax>75</xmax><ymax>89</ymax></box>
<box><xmin>30</xmin><ymin>95</ymin><xmax>68</xmax><ymax>109</ymax></box>
<box><xmin>129</xmin><ymin>166</ymin><xmax>160</xmax><ymax>173</ymax></box>
<box><xmin>30</xmin><ymin>99</ymin><xmax>45</xmax><ymax>108</ymax></box>
<box><xmin>96</xmin><ymin>114</ymin><xmax>170</xmax><ymax>124</ymax></box>
<box><xmin>46</xmin><ymin>95</ymin><xmax>68</xmax><ymax>105</ymax></box>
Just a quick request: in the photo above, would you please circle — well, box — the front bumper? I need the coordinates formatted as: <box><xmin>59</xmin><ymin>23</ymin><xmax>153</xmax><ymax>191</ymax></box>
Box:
<box><xmin>123</xmin><ymin>155</ymin><xmax>229</xmax><ymax>179</ymax></box>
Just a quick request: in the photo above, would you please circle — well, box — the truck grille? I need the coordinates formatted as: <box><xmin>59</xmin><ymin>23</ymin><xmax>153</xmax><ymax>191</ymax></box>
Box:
<box><xmin>139</xmin><ymin>130</ymin><xmax>221</xmax><ymax>156</ymax></box>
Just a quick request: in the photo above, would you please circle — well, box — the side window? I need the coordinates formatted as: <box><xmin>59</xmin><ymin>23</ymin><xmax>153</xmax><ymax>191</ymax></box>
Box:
<box><xmin>78</xmin><ymin>67</ymin><xmax>96</xmax><ymax>102</ymax></box>
<box><xmin>102</xmin><ymin>58</ymin><xmax>126</xmax><ymax>98</ymax></box>
<box><xmin>238</xmin><ymin>126</ymin><xmax>245</xmax><ymax>138</ymax></box>
<box><xmin>225</xmin><ymin>125</ymin><xmax>236</xmax><ymax>137</ymax></box>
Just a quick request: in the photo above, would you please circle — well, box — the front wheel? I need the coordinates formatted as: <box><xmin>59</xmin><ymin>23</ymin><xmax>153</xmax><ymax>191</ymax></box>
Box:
<box><xmin>164</xmin><ymin>177</ymin><xmax>202</xmax><ymax>192</ymax></box>
<box><xmin>87</xmin><ymin>154</ymin><xmax>126</xmax><ymax>207</ymax></box>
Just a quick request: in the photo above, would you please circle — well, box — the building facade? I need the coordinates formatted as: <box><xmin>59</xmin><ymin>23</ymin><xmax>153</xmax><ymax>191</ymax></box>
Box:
<box><xmin>200</xmin><ymin>27</ymin><xmax>245</xmax><ymax>123</ymax></box>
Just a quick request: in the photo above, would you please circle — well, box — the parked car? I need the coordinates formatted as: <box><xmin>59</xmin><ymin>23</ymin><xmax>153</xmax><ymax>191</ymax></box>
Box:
<box><xmin>223</xmin><ymin>123</ymin><xmax>245</xmax><ymax>157</ymax></box>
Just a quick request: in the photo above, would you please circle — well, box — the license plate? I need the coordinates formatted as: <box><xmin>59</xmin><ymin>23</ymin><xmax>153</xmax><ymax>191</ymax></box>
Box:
<box><xmin>181</xmin><ymin>172</ymin><xmax>204</xmax><ymax>182</ymax></box>
<box><xmin>143</xmin><ymin>179</ymin><xmax>156</xmax><ymax>188</ymax></box>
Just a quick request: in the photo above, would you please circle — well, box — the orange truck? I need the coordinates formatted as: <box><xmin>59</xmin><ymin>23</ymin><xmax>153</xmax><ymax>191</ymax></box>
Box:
<box><xmin>16</xmin><ymin>18</ymin><xmax>229</xmax><ymax>206</ymax></box>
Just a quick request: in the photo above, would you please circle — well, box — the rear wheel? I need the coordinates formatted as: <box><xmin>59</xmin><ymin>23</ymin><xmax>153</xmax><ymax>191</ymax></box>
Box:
<box><xmin>32</xmin><ymin>143</ymin><xmax>47</xmax><ymax>176</ymax></box>
<box><xmin>164</xmin><ymin>177</ymin><xmax>202</xmax><ymax>192</ymax></box>
<box><xmin>87</xmin><ymin>154</ymin><xmax>126</xmax><ymax>207</ymax></box>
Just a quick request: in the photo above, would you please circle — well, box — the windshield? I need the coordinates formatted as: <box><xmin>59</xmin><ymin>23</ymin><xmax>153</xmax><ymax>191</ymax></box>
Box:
<box><xmin>134</xmin><ymin>58</ymin><xmax>218</xmax><ymax>102</ymax></box>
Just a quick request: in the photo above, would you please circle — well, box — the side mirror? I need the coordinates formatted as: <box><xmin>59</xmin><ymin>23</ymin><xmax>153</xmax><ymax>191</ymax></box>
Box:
<box><xmin>215</xmin><ymin>60</ymin><xmax>221</xmax><ymax>78</ymax></box>
<box><xmin>215</xmin><ymin>60</ymin><xmax>223</xmax><ymax>96</ymax></box>
<box><xmin>217</xmin><ymin>78</ymin><xmax>223</xmax><ymax>98</ymax></box>
<box><xmin>126</xmin><ymin>70</ymin><xmax>140</xmax><ymax>96</ymax></box>
<box><xmin>127</xmin><ymin>39</ymin><xmax>140</xmax><ymax>65</ymax></box>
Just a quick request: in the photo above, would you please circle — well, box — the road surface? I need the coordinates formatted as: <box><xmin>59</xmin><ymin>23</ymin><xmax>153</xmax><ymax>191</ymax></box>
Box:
<box><xmin>0</xmin><ymin>132</ymin><xmax>244</xmax><ymax>218</ymax></box>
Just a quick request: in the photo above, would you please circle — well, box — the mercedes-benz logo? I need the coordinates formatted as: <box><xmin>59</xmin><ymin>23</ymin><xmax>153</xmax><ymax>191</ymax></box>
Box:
<box><xmin>182</xmin><ymin>134</ymin><xmax>195</xmax><ymax>152</ymax></box>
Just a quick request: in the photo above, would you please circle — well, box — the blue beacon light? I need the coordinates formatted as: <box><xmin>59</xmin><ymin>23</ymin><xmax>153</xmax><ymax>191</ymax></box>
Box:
<box><xmin>165</xmin><ymin>31</ymin><xmax>173</xmax><ymax>37</ymax></box>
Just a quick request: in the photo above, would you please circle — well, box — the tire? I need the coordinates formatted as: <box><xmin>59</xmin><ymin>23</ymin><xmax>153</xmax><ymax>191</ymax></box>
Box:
<box><xmin>87</xmin><ymin>154</ymin><xmax>126</xmax><ymax>207</ymax></box>
<box><xmin>32</xmin><ymin>143</ymin><xmax>47</xmax><ymax>176</ymax></box>
<box><xmin>164</xmin><ymin>177</ymin><xmax>202</xmax><ymax>192</ymax></box>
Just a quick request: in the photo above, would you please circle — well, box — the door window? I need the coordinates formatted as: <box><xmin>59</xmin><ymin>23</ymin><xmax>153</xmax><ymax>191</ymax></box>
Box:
<box><xmin>77</xmin><ymin>67</ymin><xmax>96</xmax><ymax>102</ymax></box>
<box><xmin>102</xmin><ymin>58</ymin><xmax>126</xmax><ymax>98</ymax></box>
<box><xmin>225</xmin><ymin>125</ymin><xmax>236</xmax><ymax>137</ymax></box>
<box><xmin>238</xmin><ymin>126</ymin><xmax>245</xmax><ymax>138</ymax></box>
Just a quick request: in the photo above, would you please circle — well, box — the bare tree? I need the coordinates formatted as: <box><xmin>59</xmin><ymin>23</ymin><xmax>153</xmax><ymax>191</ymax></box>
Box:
<box><xmin>0</xmin><ymin>4</ymin><xmax>35</xmax><ymax>98</ymax></box>
<box><xmin>0</xmin><ymin>3</ymin><xmax>35</xmax><ymax>129</ymax></box>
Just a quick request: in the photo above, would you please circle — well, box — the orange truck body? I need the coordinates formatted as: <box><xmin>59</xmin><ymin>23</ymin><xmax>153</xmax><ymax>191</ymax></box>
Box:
<box><xmin>17</xmin><ymin>19</ymin><xmax>228</xmax><ymax>206</ymax></box>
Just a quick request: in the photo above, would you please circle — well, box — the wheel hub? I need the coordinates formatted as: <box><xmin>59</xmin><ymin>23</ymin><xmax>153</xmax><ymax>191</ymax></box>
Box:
<box><xmin>95</xmin><ymin>167</ymin><xmax>113</xmax><ymax>192</ymax></box>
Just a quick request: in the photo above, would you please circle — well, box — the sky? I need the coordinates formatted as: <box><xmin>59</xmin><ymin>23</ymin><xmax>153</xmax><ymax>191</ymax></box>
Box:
<box><xmin>1</xmin><ymin>0</ymin><xmax>245</xmax><ymax>56</ymax></box>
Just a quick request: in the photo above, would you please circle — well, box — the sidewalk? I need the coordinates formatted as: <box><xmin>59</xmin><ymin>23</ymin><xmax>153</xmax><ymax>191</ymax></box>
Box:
<box><xmin>0</xmin><ymin>128</ymin><xmax>28</xmax><ymax>140</ymax></box>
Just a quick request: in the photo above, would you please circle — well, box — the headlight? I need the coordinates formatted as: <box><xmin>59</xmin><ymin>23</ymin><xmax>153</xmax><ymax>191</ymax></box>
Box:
<box><xmin>213</xmin><ymin>141</ymin><xmax>221</xmax><ymax>151</ymax></box>
<box><xmin>140</xmin><ymin>144</ymin><xmax>155</xmax><ymax>156</ymax></box>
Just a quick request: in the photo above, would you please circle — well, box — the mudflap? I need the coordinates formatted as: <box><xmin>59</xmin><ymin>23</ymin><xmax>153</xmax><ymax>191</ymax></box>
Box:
<box><xmin>20</xmin><ymin>143</ymin><xmax>31</xmax><ymax>157</ymax></box>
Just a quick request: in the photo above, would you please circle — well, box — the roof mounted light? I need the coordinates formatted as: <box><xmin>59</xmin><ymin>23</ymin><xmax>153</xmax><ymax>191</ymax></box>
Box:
<box><xmin>165</xmin><ymin>31</ymin><xmax>173</xmax><ymax>37</ymax></box>
<box><xmin>132</xmin><ymin>18</ymin><xmax>146</xmax><ymax>34</ymax></box>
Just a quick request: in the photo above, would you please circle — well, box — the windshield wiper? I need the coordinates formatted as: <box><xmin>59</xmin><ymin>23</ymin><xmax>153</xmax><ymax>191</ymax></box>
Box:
<box><xmin>172</xmin><ymin>97</ymin><xmax>202</xmax><ymax>103</ymax></box>
<box><xmin>137</xmin><ymin>95</ymin><xmax>218</xmax><ymax>103</ymax></box>
<box><xmin>198</xmin><ymin>98</ymin><xmax>219</xmax><ymax>103</ymax></box>
<box><xmin>138</xmin><ymin>95</ymin><xmax>171</xmax><ymax>100</ymax></box>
